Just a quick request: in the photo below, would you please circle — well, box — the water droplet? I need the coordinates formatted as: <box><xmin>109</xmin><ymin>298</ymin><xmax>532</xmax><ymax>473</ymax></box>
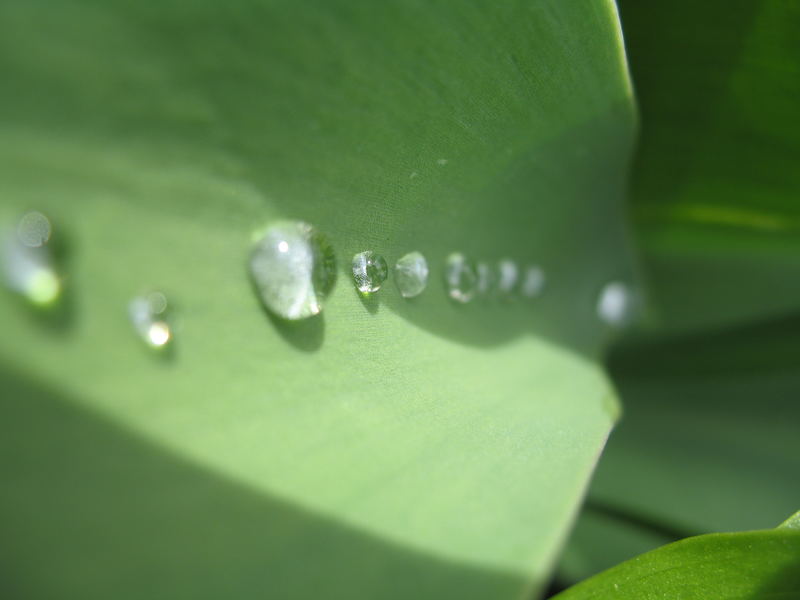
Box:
<box><xmin>437</xmin><ymin>158</ymin><xmax>449</xmax><ymax>166</ymax></box>
<box><xmin>2</xmin><ymin>211</ymin><xmax>61</xmax><ymax>306</ymax></box>
<box><xmin>445</xmin><ymin>252</ymin><xmax>477</xmax><ymax>303</ymax></box>
<box><xmin>352</xmin><ymin>251</ymin><xmax>388</xmax><ymax>294</ymax></box>
<box><xmin>249</xmin><ymin>220</ymin><xmax>336</xmax><ymax>320</ymax></box>
<box><xmin>17</xmin><ymin>211</ymin><xmax>52</xmax><ymax>247</ymax></box>
<box><xmin>394</xmin><ymin>251</ymin><xmax>428</xmax><ymax>298</ymax></box>
<box><xmin>597</xmin><ymin>281</ymin><xmax>635</xmax><ymax>326</ymax></box>
<box><xmin>476</xmin><ymin>261</ymin><xmax>494</xmax><ymax>296</ymax></box>
<box><xmin>521</xmin><ymin>265</ymin><xmax>546</xmax><ymax>298</ymax></box>
<box><xmin>129</xmin><ymin>291</ymin><xmax>173</xmax><ymax>349</ymax></box>
<box><xmin>497</xmin><ymin>259</ymin><xmax>519</xmax><ymax>295</ymax></box>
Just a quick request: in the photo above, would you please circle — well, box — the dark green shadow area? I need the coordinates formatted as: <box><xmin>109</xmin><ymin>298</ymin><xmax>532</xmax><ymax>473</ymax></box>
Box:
<box><xmin>618</xmin><ymin>0</ymin><xmax>760</xmax><ymax>208</ymax></box>
<box><xmin>556</xmin><ymin>312</ymin><xmax>800</xmax><ymax>583</ymax></box>
<box><xmin>0</xmin><ymin>365</ymin><xmax>526</xmax><ymax>600</ymax></box>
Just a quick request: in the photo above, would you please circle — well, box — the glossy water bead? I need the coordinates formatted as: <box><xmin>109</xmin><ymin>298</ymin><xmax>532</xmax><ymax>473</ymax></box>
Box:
<box><xmin>2</xmin><ymin>211</ymin><xmax>60</xmax><ymax>306</ymax></box>
<box><xmin>249</xmin><ymin>220</ymin><xmax>336</xmax><ymax>320</ymax></box>
<box><xmin>394</xmin><ymin>251</ymin><xmax>429</xmax><ymax>298</ymax></box>
<box><xmin>497</xmin><ymin>259</ymin><xmax>519</xmax><ymax>295</ymax></box>
<box><xmin>597</xmin><ymin>281</ymin><xmax>635</xmax><ymax>326</ymax></box>
<box><xmin>521</xmin><ymin>265</ymin><xmax>546</xmax><ymax>298</ymax></box>
<box><xmin>444</xmin><ymin>252</ymin><xmax>478</xmax><ymax>303</ymax></box>
<box><xmin>352</xmin><ymin>251</ymin><xmax>388</xmax><ymax>293</ymax></box>
<box><xmin>129</xmin><ymin>291</ymin><xmax>173</xmax><ymax>349</ymax></box>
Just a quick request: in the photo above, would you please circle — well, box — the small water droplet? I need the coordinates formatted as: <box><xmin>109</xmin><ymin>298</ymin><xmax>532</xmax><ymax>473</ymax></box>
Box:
<box><xmin>521</xmin><ymin>265</ymin><xmax>546</xmax><ymax>298</ymax></box>
<box><xmin>437</xmin><ymin>158</ymin><xmax>448</xmax><ymax>166</ymax></box>
<box><xmin>445</xmin><ymin>252</ymin><xmax>478</xmax><ymax>303</ymax></box>
<box><xmin>2</xmin><ymin>211</ymin><xmax>61</xmax><ymax>306</ymax></box>
<box><xmin>597</xmin><ymin>281</ymin><xmax>635</xmax><ymax>326</ymax></box>
<box><xmin>17</xmin><ymin>211</ymin><xmax>52</xmax><ymax>248</ymax></box>
<box><xmin>497</xmin><ymin>259</ymin><xmax>519</xmax><ymax>295</ymax></box>
<box><xmin>352</xmin><ymin>251</ymin><xmax>388</xmax><ymax>294</ymax></box>
<box><xmin>129</xmin><ymin>291</ymin><xmax>173</xmax><ymax>349</ymax></box>
<box><xmin>249</xmin><ymin>220</ymin><xmax>336</xmax><ymax>320</ymax></box>
<box><xmin>476</xmin><ymin>261</ymin><xmax>494</xmax><ymax>296</ymax></box>
<box><xmin>394</xmin><ymin>251</ymin><xmax>428</xmax><ymax>298</ymax></box>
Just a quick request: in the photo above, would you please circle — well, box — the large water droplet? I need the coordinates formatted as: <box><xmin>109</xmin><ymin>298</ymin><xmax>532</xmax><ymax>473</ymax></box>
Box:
<box><xmin>352</xmin><ymin>251</ymin><xmax>388</xmax><ymax>294</ymax></box>
<box><xmin>521</xmin><ymin>265</ymin><xmax>546</xmax><ymax>298</ymax></box>
<box><xmin>394</xmin><ymin>251</ymin><xmax>428</xmax><ymax>298</ymax></box>
<box><xmin>129</xmin><ymin>291</ymin><xmax>173</xmax><ymax>349</ymax></box>
<box><xmin>249</xmin><ymin>220</ymin><xmax>336</xmax><ymax>320</ymax></box>
<box><xmin>497</xmin><ymin>259</ymin><xmax>519</xmax><ymax>295</ymax></box>
<box><xmin>445</xmin><ymin>252</ymin><xmax>477</xmax><ymax>303</ymax></box>
<box><xmin>597</xmin><ymin>281</ymin><xmax>635</xmax><ymax>326</ymax></box>
<box><xmin>2</xmin><ymin>211</ymin><xmax>61</xmax><ymax>306</ymax></box>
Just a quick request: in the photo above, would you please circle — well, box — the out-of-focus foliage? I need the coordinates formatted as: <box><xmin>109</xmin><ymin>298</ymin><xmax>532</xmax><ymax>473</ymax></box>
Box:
<box><xmin>557</xmin><ymin>0</ymin><xmax>800</xmax><ymax>587</ymax></box>
<box><xmin>621</xmin><ymin>0</ymin><xmax>800</xmax><ymax>333</ymax></box>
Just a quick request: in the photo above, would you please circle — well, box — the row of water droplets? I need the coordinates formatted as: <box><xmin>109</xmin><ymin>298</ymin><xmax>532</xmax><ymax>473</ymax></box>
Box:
<box><xmin>3</xmin><ymin>214</ymin><xmax>637</xmax><ymax>350</ymax></box>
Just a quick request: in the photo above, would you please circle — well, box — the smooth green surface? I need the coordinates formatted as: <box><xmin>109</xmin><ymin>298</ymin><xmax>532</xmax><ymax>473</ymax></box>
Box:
<box><xmin>618</xmin><ymin>0</ymin><xmax>800</xmax><ymax>333</ymax></box>
<box><xmin>558</xmin><ymin>315</ymin><xmax>800</xmax><ymax>583</ymax></box>
<box><xmin>0</xmin><ymin>1</ymin><xmax>636</xmax><ymax>598</ymax></box>
<box><xmin>554</xmin><ymin>526</ymin><xmax>800</xmax><ymax>600</ymax></box>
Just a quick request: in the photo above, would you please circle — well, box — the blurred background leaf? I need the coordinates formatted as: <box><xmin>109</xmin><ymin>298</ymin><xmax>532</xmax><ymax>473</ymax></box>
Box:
<box><xmin>556</xmin><ymin>0</ymin><xmax>800</xmax><ymax>587</ymax></box>
<box><xmin>0</xmin><ymin>1</ymin><xmax>638</xmax><ymax>599</ymax></box>
<box><xmin>621</xmin><ymin>0</ymin><xmax>800</xmax><ymax>333</ymax></box>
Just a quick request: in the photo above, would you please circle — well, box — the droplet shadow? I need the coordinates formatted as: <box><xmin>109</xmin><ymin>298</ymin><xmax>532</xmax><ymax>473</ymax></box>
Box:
<box><xmin>264</xmin><ymin>309</ymin><xmax>325</xmax><ymax>352</ymax></box>
<box><xmin>356</xmin><ymin>288</ymin><xmax>380</xmax><ymax>315</ymax></box>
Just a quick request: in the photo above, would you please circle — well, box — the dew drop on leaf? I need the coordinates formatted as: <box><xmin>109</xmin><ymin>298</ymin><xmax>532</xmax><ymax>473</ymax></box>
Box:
<box><xmin>249</xmin><ymin>220</ymin><xmax>336</xmax><ymax>320</ymax></box>
<box><xmin>394</xmin><ymin>251</ymin><xmax>429</xmax><ymax>299</ymax></box>
<box><xmin>497</xmin><ymin>258</ymin><xmax>519</xmax><ymax>295</ymax></box>
<box><xmin>521</xmin><ymin>265</ymin><xmax>546</xmax><ymax>298</ymax></box>
<box><xmin>476</xmin><ymin>261</ymin><xmax>494</xmax><ymax>296</ymax></box>
<box><xmin>444</xmin><ymin>252</ymin><xmax>478</xmax><ymax>304</ymax></box>
<box><xmin>351</xmin><ymin>251</ymin><xmax>388</xmax><ymax>294</ymax></box>
<box><xmin>597</xmin><ymin>281</ymin><xmax>635</xmax><ymax>326</ymax></box>
<box><xmin>129</xmin><ymin>291</ymin><xmax>173</xmax><ymax>349</ymax></box>
<box><xmin>2</xmin><ymin>211</ymin><xmax>61</xmax><ymax>307</ymax></box>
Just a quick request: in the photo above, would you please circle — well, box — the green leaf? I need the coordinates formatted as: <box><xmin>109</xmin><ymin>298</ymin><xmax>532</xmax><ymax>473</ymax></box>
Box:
<box><xmin>617</xmin><ymin>0</ymin><xmax>800</xmax><ymax>333</ymax></box>
<box><xmin>0</xmin><ymin>1</ymin><xmax>636</xmax><ymax>598</ymax></box>
<box><xmin>553</xmin><ymin>524</ymin><xmax>800</xmax><ymax>599</ymax></box>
